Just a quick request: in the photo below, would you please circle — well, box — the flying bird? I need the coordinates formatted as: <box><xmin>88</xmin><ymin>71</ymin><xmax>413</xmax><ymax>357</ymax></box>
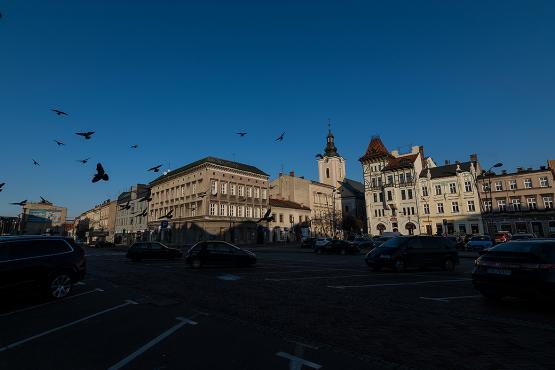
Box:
<box><xmin>119</xmin><ymin>202</ymin><xmax>130</xmax><ymax>210</ymax></box>
<box><xmin>54</xmin><ymin>140</ymin><xmax>65</xmax><ymax>146</ymax></box>
<box><xmin>148</xmin><ymin>164</ymin><xmax>162</xmax><ymax>173</ymax></box>
<box><xmin>0</xmin><ymin>183</ymin><xmax>5</xmax><ymax>192</ymax></box>
<box><xmin>257</xmin><ymin>208</ymin><xmax>274</xmax><ymax>223</ymax></box>
<box><xmin>77</xmin><ymin>157</ymin><xmax>91</xmax><ymax>164</ymax></box>
<box><xmin>158</xmin><ymin>209</ymin><xmax>173</xmax><ymax>220</ymax></box>
<box><xmin>92</xmin><ymin>163</ymin><xmax>109</xmax><ymax>183</ymax></box>
<box><xmin>76</xmin><ymin>132</ymin><xmax>95</xmax><ymax>140</ymax></box>
<box><xmin>40</xmin><ymin>196</ymin><xmax>51</xmax><ymax>204</ymax></box>
<box><xmin>135</xmin><ymin>209</ymin><xmax>148</xmax><ymax>218</ymax></box>
<box><xmin>275</xmin><ymin>132</ymin><xmax>285</xmax><ymax>141</ymax></box>
<box><xmin>138</xmin><ymin>195</ymin><xmax>152</xmax><ymax>202</ymax></box>
<box><xmin>315</xmin><ymin>154</ymin><xmax>323</xmax><ymax>159</ymax></box>
<box><xmin>10</xmin><ymin>200</ymin><xmax>27</xmax><ymax>206</ymax></box>
<box><xmin>130</xmin><ymin>144</ymin><xmax>138</xmax><ymax>149</ymax></box>
<box><xmin>236</xmin><ymin>132</ymin><xmax>247</xmax><ymax>137</ymax></box>
<box><xmin>32</xmin><ymin>159</ymin><xmax>40</xmax><ymax>166</ymax></box>
<box><xmin>51</xmin><ymin>109</ymin><xmax>68</xmax><ymax>116</ymax></box>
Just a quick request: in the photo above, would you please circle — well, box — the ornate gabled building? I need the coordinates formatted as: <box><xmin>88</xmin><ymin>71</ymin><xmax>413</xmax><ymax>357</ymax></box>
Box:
<box><xmin>360</xmin><ymin>136</ymin><xmax>433</xmax><ymax>235</ymax></box>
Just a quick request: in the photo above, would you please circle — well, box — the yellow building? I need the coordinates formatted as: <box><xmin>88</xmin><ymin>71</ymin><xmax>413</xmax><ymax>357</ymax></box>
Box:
<box><xmin>21</xmin><ymin>201</ymin><xmax>67</xmax><ymax>235</ymax></box>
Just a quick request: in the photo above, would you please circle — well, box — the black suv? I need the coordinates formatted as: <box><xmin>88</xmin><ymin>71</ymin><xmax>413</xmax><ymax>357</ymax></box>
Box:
<box><xmin>365</xmin><ymin>236</ymin><xmax>459</xmax><ymax>272</ymax></box>
<box><xmin>0</xmin><ymin>236</ymin><xmax>86</xmax><ymax>299</ymax></box>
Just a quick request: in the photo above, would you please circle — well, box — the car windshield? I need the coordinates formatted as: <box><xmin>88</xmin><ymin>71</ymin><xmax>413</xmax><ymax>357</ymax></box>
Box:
<box><xmin>378</xmin><ymin>237</ymin><xmax>406</xmax><ymax>248</ymax></box>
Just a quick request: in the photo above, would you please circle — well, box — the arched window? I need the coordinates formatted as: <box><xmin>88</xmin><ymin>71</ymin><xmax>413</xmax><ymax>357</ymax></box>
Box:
<box><xmin>326</xmin><ymin>168</ymin><xmax>330</xmax><ymax>178</ymax></box>
<box><xmin>377</xmin><ymin>223</ymin><xmax>386</xmax><ymax>235</ymax></box>
<box><xmin>405</xmin><ymin>222</ymin><xmax>416</xmax><ymax>236</ymax></box>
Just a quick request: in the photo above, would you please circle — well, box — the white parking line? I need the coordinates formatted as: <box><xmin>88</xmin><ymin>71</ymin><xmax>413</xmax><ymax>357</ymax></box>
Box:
<box><xmin>266</xmin><ymin>274</ymin><xmax>373</xmax><ymax>282</ymax></box>
<box><xmin>0</xmin><ymin>288</ymin><xmax>104</xmax><ymax>318</ymax></box>
<box><xmin>107</xmin><ymin>316</ymin><xmax>198</xmax><ymax>370</ymax></box>
<box><xmin>0</xmin><ymin>300</ymin><xmax>137</xmax><ymax>352</ymax></box>
<box><xmin>328</xmin><ymin>278</ymin><xmax>472</xmax><ymax>289</ymax></box>
<box><xmin>276</xmin><ymin>352</ymin><xmax>322</xmax><ymax>369</ymax></box>
<box><xmin>419</xmin><ymin>295</ymin><xmax>482</xmax><ymax>302</ymax></box>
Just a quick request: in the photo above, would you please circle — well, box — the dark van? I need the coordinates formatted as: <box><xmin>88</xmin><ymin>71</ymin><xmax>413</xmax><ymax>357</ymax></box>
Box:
<box><xmin>365</xmin><ymin>236</ymin><xmax>459</xmax><ymax>272</ymax></box>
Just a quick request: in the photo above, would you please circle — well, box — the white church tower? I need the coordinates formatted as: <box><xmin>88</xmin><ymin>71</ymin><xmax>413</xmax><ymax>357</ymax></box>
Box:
<box><xmin>318</xmin><ymin>123</ymin><xmax>346</xmax><ymax>187</ymax></box>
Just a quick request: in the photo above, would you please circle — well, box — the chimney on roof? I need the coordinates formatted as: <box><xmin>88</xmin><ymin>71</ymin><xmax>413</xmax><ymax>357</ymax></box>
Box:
<box><xmin>289</xmin><ymin>170</ymin><xmax>295</xmax><ymax>177</ymax></box>
<box><xmin>517</xmin><ymin>167</ymin><xmax>524</xmax><ymax>172</ymax></box>
<box><xmin>455</xmin><ymin>160</ymin><xmax>461</xmax><ymax>165</ymax></box>
<box><xmin>502</xmin><ymin>170</ymin><xmax>507</xmax><ymax>175</ymax></box>
<box><xmin>470</xmin><ymin>153</ymin><xmax>478</xmax><ymax>162</ymax></box>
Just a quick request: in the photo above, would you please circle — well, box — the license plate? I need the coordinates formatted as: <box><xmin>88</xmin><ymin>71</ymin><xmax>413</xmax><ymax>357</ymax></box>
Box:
<box><xmin>487</xmin><ymin>268</ymin><xmax>511</xmax><ymax>275</ymax></box>
<box><xmin>380</xmin><ymin>254</ymin><xmax>391</xmax><ymax>259</ymax></box>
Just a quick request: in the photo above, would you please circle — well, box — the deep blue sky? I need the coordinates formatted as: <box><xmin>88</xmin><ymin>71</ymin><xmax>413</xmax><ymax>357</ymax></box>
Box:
<box><xmin>1</xmin><ymin>1</ymin><xmax>554</xmax><ymax>217</ymax></box>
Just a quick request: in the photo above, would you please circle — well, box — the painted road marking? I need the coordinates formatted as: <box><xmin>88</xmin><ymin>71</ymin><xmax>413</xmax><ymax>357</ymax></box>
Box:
<box><xmin>266</xmin><ymin>274</ymin><xmax>372</xmax><ymax>281</ymax></box>
<box><xmin>107</xmin><ymin>316</ymin><xmax>198</xmax><ymax>370</ymax></box>
<box><xmin>0</xmin><ymin>300</ymin><xmax>137</xmax><ymax>352</ymax></box>
<box><xmin>276</xmin><ymin>352</ymin><xmax>322</xmax><ymax>369</ymax></box>
<box><xmin>328</xmin><ymin>278</ymin><xmax>472</xmax><ymax>289</ymax></box>
<box><xmin>0</xmin><ymin>288</ymin><xmax>105</xmax><ymax>318</ymax></box>
<box><xmin>419</xmin><ymin>295</ymin><xmax>482</xmax><ymax>302</ymax></box>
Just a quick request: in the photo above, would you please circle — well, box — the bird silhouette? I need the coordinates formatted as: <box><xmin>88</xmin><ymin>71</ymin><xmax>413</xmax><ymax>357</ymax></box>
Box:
<box><xmin>257</xmin><ymin>208</ymin><xmax>274</xmax><ymax>223</ymax></box>
<box><xmin>275</xmin><ymin>132</ymin><xmax>285</xmax><ymax>141</ymax></box>
<box><xmin>148</xmin><ymin>165</ymin><xmax>162</xmax><ymax>172</ymax></box>
<box><xmin>10</xmin><ymin>200</ymin><xmax>27</xmax><ymax>206</ymax></box>
<box><xmin>76</xmin><ymin>132</ymin><xmax>95</xmax><ymax>140</ymax></box>
<box><xmin>40</xmin><ymin>196</ymin><xmax>51</xmax><ymax>204</ymax></box>
<box><xmin>131</xmin><ymin>144</ymin><xmax>138</xmax><ymax>149</ymax></box>
<box><xmin>92</xmin><ymin>163</ymin><xmax>109</xmax><ymax>183</ymax></box>
<box><xmin>315</xmin><ymin>154</ymin><xmax>323</xmax><ymax>159</ymax></box>
<box><xmin>119</xmin><ymin>201</ymin><xmax>131</xmax><ymax>210</ymax></box>
<box><xmin>77</xmin><ymin>157</ymin><xmax>91</xmax><ymax>164</ymax></box>
<box><xmin>138</xmin><ymin>195</ymin><xmax>152</xmax><ymax>202</ymax></box>
<box><xmin>135</xmin><ymin>208</ymin><xmax>148</xmax><ymax>218</ymax></box>
<box><xmin>0</xmin><ymin>183</ymin><xmax>5</xmax><ymax>192</ymax></box>
<box><xmin>236</xmin><ymin>132</ymin><xmax>247</xmax><ymax>137</ymax></box>
<box><xmin>54</xmin><ymin>140</ymin><xmax>65</xmax><ymax>146</ymax></box>
<box><xmin>32</xmin><ymin>159</ymin><xmax>40</xmax><ymax>166</ymax></box>
<box><xmin>52</xmin><ymin>109</ymin><xmax>68</xmax><ymax>116</ymax></box>
<box><xmin>158</xmin><ymin>209</ymin><xmax>173</xmax><ymax>220</ymax></box>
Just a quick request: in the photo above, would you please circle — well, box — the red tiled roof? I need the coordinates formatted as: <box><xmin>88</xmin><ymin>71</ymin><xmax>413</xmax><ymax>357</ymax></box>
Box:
<box><xmin>382</xmin><ymin>154</ymin><xmax>419</xmax><ymax>171</ymax></box>
<box><xmin>269</xmin><ymin>198</ymin><xmax>311</xmax><ymax>211</ymax></box>
<box><xmin>359</xmin><ymin>136</ymin><xmax>392</xmax><ymax>162</ymax></box>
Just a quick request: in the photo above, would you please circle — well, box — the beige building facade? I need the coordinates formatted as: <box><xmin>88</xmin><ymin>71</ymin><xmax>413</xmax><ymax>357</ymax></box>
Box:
<box><xmin>75</xmin><ymin>200</ymin><xmax>117</xmax><ymax>243</ymax></box>
<box><xmin>115</xmin><ymin>184</ymin><xmax>150</xmax><ymax>245</ymax></box>
<box><xmin>20</xmin><ymin>201</ymin><xmax>67</xmax><ymax>235</ymax></box>
<box><xmin>147</xmin><ymin>157</ymin><xmax>270</xmax><ymax>245</ymax></box>
<box><xmin>268</xmin><ymin>198</ymin><xmax>311</xmax><ymax>242</ymax></box>
<box><xmin>477</xmin><ymin>160</ymin><xmax>555</xmax><ymax>237</ymax></box>
<box><xmin>417</xmin><ymin>158</ymin><xmax>484</xmax><ymax>236</ymax></box>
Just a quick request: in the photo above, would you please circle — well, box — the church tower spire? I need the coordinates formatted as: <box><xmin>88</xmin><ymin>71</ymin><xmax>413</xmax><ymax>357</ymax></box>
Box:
<box><xmin>324</xmin><ymin>119</ymin><xmax>339</xmax><ymax>157</ymax></box>
<box><xmin>317</xmin><ymin>120</ymin><xmax>346</xmax><ymax>187</ymax></box>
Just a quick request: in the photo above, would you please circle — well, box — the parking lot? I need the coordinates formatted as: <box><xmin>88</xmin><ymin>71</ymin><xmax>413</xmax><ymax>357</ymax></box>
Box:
<box><xmin>1</xmin><ymin>247</ymin><xmax>555</xmax><ymax>370</ymax></box>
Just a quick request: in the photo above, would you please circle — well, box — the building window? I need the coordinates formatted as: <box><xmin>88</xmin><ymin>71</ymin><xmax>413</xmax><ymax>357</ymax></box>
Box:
<box><xmin>452</xmin><ymin>201</ymin><xmax>459</xmax><ymax>213</ymax></box>
<box><xmin>211</xmin><ymin>180</ymin><xmax>218</xmax><ymax>195</ymax></box>
<box><xmin>230</xmin><ymin>184</ymin><xmax>236</xmax><ymax>196</ymax></box>
<box><xmin>411</xmin><ymin>207</ymin><xmax>415</xmax><ymax>215</ymax></box>
<box><xmin>246</xmin><ymin>207</ymin><xmax>252</xmax><ymax>218</ymax></box>
<box><xmin>509</xmin><ymin>180</ymin><xmax>517</xmax><ymax>190</ymax></box>
<box><xmin>262</xmin><ymin>189</ymin><xmax>267</xmax><ymax>199</ymax></box>
<box><xmin>511</xmin><ymin>198</ymin><xmax>521</xmax><ymax>211</ymax></box>
<box><xmin>495</xmin><ymin>181</ymin><xmax>503</xmax><ymax>191</ymax></box>
<box><xmin>543</xmin><ymin>196</ymin><xmax>553</xmax><ymax>209</ymax></box>
<box><xmin>246</xmin><ymin>187</ymin><xmax>252</xmax><ymax>197</ymax></box>
<box><xmin>373</xmin><ymin>193</ymin><xmax>378</xmax><ymax>202</ymax></box>
<box><xmin>421</xmin><ymin>186</ymin><xmax>429</xmax><ymax>197</ymax></box>
<box><xmin>289</xmin><ymin>214</ymin><xmax>294</xmax><ymax>223</ymax></box>
<box><xmin>326</xmin><ymin>168</ymin><xmax>330</xmax><ymax>178</ymax></box>
<box><xmin>435</xmin><ymin>185</ymin><xmax>442</xmax><ymax>195</ymax></box>
<box><xmin>387</xmin><ymin>191</ymin><xmax>392</xmax><ymax>201</ymax></box>
<box><xmin>408</xmin><ymin>189</ymin><xmax>413</xmax><ymax>199</ymax></box>
<box><xmin>209</xmin><ymin>203</ymin><xmax>216</xmax><ymax>216</ymax></box>
<box><xmin>524</xmin><ymin>178</ymin><xmax>532</xmax><ymax>189</ymax></box>
<box><xmin>221</xmin><ymin>182</ymin><xmax>227</xmax><ymax>195</ymax></box>
<box><xmin>467</xmin><ymin>200</ymin><xmax>476</xmax><ymax>212</ymax></box>
<box><xmin>423</xmin><ymin>204</ymin><xmax>430</xmax><ymax>214</ymax></box>
<box><xmin>191</xmin><ymin>205</ymin><xmax>196</xmax><ymax>217</ymax></box>
<box><xmin>498</xmin><ymin>199</ymin><xmax>507</xmax><ymax>212</ymax></box>
<box><xmin>387</xmin><ymin>175</ymin><xmax>393</xmax><ymax>185</ymax></box>
<box><xmin>279</xmin><ymin>214</ymin><xmax>284</xmax><ymax>223</ymax></box>
<box><xmin>401</xmin><ymin>190</ymin><xmax>406</xmax><ymax>200</ymax></box>
<box><xmin>254</xmin><ymin>187</ymin><xmax>260</xmax><ymax>198</ymax></box>
<box><xmin>237</xmin><ymin>206</ymin><xmax>244</xmax><ymax>217</ymax></box>
<box><xmin>238</xmin><ymin>185</ymin><xmax>245</xmax><ymax>197</ymax></box>
<box><xmin>220</xmin><ymin>203</ymin><xmax>227</xmax><ymax>216</ymax></box>
<box><xmin>254</xmin><ymin>207</ymin><xmax>260</xmax><ymax>219</ymax></box>
<box><xmin>539</xmin><ymin>177</ymin><xmax>549</xmax><ymax>187</ymax></box>
<box><xmin>379</xmin><ymin>192</ymin><xmax>384</xmax><ymax>202</ymax></box>
<box><xmin>437</xmin><ymin>203</ymin><xmax>444</xmax><ymax>213</ymax></box>
<box><xmin>402</xmin><ymin>208</ymin><xmax>407</xmax><ymax>216</ymax></box>
<box><xmin>482</xmin><ymin>200</ymin><xmax>492</xmax><ymax>212</ymax></box>
<box><xmin>464</xmin><ymin>181</ymin><xmax>472</xmax><ymax>192</ymax></box>
<box><xmin>399</xmin><ymin>173</ymin><xmax>405</xmax><ymax>184</ymax></box>
<box><xmin>192</xmin><ymin>183</ymin><xmax>196</xmax><ymax>194</ymax></box>
<box><xmin>527</xmin><ymin>197</ymin><xmax>537</xmax><ymax>210</ymax></box>
<box><xmin>482</xmin><ymin>183</ymin><xmax>490</xmax><ymax>192</ymax></box>
<box><xmin>229</xmin><ymin>205</ymin><xmax>236</xmax><ymax>217</ymax></box>
<box><xmin>449</xmin><ymin>183</ymin><xmax>457</xmax><ymax>194</ymax></box>
<box><xmin>406</xmin><ymin>173</ymin><xmax>412</xmax><ymax>183</ymax></box>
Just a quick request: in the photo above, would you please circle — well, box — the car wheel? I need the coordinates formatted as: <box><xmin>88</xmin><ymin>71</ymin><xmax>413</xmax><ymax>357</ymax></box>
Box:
<box><xmin>48</xmin><ymin>273</ymin><xmax>72</xmax><ymax>299</ymax></box>
<box><xmin>394</xmin><ymin>259</ymin><xmax>406</xmax><ymax>273</ymax></box>
<box><xmin>191</xmin><ymin>258</ymin><xmax>202</xmax><ymax>269</ymax></box>
<box><xmin>443</xmin><ymin>258</ymin><xmax>455</xmax><ymax>272</ymax></box>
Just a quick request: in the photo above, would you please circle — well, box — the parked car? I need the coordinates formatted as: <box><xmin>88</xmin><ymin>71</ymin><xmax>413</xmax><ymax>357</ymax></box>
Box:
<box><xmin>372</xmin><ymin>236</ymin><xmax>394</xmax><ymax>247</ymax></box>
<box><xmin>0</xmin><ymin>236</ymin><xmax>86</xmax><ymax>299</ymax></box>
<box><xmin>511</xmin><ymin>233</ymin><xmax>537</xmax><ymax>241</ymax></box>
<box><xmin>351</xmin><ymin>237</ymin><xmax>374</xmax><ymax>250</ymax></box>
<box><xmin>300</xmin><ymin>238</ymin><xmax>317</xmax><ymax>248</ymax></box>
<box><xmin>365</xmin><ymin>236</ymin><xmax>459</xmax><ymax>272</ymax></box>
<box><xmin>466</xmin><ymin>235</ymin><xmax>493</xmax><ymax>251</ymax></box>
<box><xmin>314</xmin><ymin>239</ymin><xmax>359</xmax><ymax>255</ymax></box>
<box><xmin>472</xmin><ymin>240</ymin><xmax>555</xmax><ymax>301</ymax></box>
<box><xmin>494</xmin><ymin>232</ymin><xmax>512</xmax><ymax>244</ymax></box>
<box><xmin>93</xmin><ymin>240</ymin><xmax>115</xmax><ymax>248</ymax></box>
<box><xmin>184</xmin><ymin>241</ymin><xmax>256</xmax><ymax>268</ymax></box>
<box><xmin>126</xmin><ymin>242</ymin><xmax>183</xmax><ymax>261</ymax></box>
<box><xmin>314</xmin><ymin>238</ymin><xmax>333</xmax><ymax>247</ymax></box>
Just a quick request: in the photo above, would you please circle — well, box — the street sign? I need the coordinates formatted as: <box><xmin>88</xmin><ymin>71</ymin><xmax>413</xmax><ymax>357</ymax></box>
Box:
<box><xmin>161</xmin><ymin>220</ymin><xmax>169</xmax><ymax>229</ymax></box>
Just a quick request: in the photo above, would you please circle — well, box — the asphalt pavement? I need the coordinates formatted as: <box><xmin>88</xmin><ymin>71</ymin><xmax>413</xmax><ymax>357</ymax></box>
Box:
<box><xmin>1</xmin><ymin>247</ymin><xmax>554</xmax><ymax>370</ymax></box>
